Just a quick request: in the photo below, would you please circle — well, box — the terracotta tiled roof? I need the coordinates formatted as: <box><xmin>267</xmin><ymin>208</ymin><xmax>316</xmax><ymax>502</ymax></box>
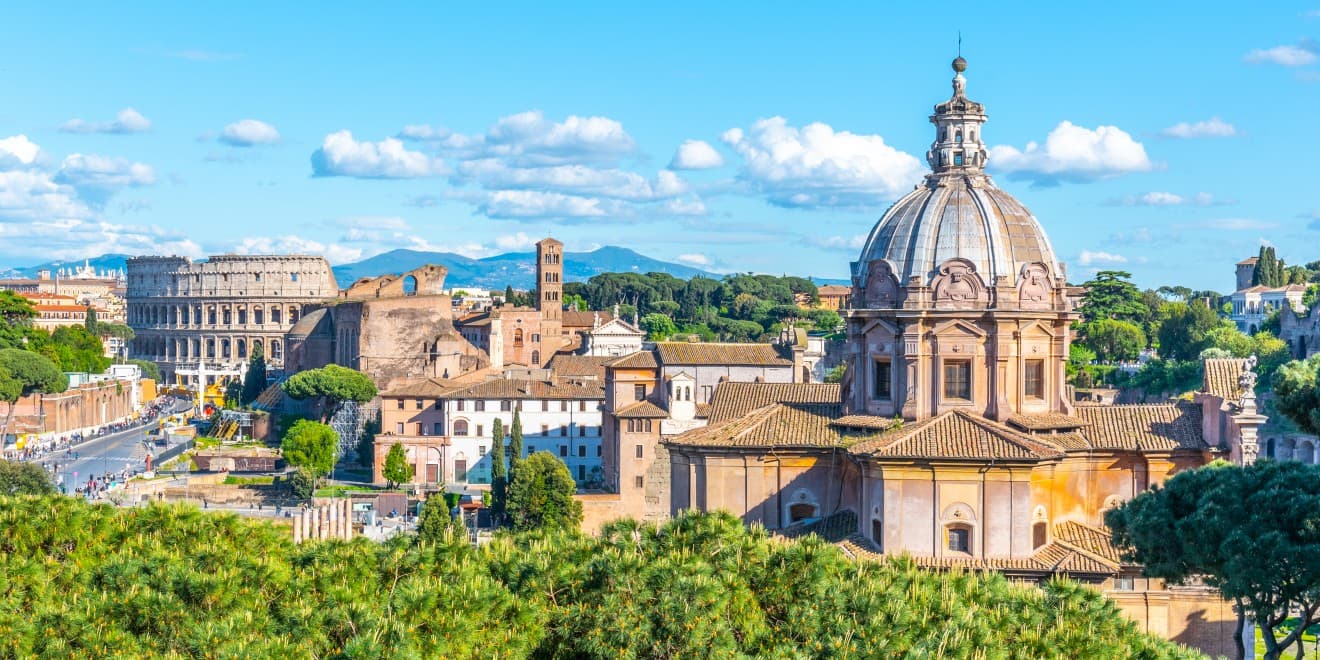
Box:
<box><xmin>1040</xmin><ymin>432</ymin><xmax>1094</xmax><ymax>451</ymax></box>
<box><xmin>776</xmin><ymin>510</ymin><xmax>856</xmax><ymax>542</ymax></box>
<box><xmin>614</xmin><ymin>400</ymin><xmax>669</xmax><ymax>418</ymax></box>
<box><xmin>706</xmin><ymin>382</ymin><xmax>841</xmax><ymax>424</ymax></box>
<box><xmin>1074</xmin><ymin>402</ymin><xmax>1205</xmax><ymax>451</ymax></box>
<box><xmin>817</xmin><ymin>284</ymin><xmax>852</xmax><ymax>296</ymax></box>
<box><xmin>694</xmin><ymin>403</ymin><xmax>711</xmax><ymax>419</ymax></box>
<box><xmin>607</xmin><ymin>350</ymin><xmax>657</xmax><ymax>369</ymax></box>
<box><xmin>381</xmin><ymin>378</ymin><xmax>456</xmax><ymax>398</ymax></box>
<box><xmin>667</xmin><ymin>402</ymin><xmax>857</xmax><ymax>449</ymax></box>
<box><xmin>849</xmin><ymin>410</ymin><xmax>1065</xmax><ymax>461</ymax></box>
<box><xmin>1052</xmin><ymin>520</ymin><xmax>1124</xmax><ymax>564</ymax></box>
<box><xmin>562</xmin><ymin>310</ymin><xmax>614</xmax><ymax>328</ymax></box>
<box><xmin>1237</xmin><ymin>257</ymin><xmax>1259</xmax><ymax>266</ymax></box>
<box><xmin>832</xmin><ymin>415</ymin><xmax>900</xmax><ymax>431</ymax></box>
<box><xmin>655</xmin><ymin>342</ymin><xmax>792</xmax><ymax>367</ymax></box>
<box><xmin>546</xmin><ymin>354</ymin><xmax>614</xmax><ymax>381</ymax></box>
<box><xmin>1006</xmin><ymin>412</ymin><xmax>1088</xmax><ymax>432</ymax></box>
<box><xmin>439</xmin><ymin>377</ymin><xmax>604</xmax><ymax>400</ymax></box>
<box><xmin>1202</xmin><ymin>358</ymin><xmax>1242</xmax><ymax>400</ymax></box>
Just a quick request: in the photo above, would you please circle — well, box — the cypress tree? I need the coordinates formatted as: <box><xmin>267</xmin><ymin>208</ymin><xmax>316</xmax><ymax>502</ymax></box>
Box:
<box><xmin>490</xmin><ymin>418</ymin><xmax>506</xmax><ymax>522</ymax></box>
<box><xmin>509</xmin><ymin>409</ymin><xmax>524</xmax><ymax>481</ymax></box>
<box><xmin>241</xmin><ymin>342</ymin><xmax>267</xmax><ymax>406</ymax></box>
<box><xmin>84</xmin><ymin>306</ymin><xmax>98</xmax><ymax>334</ymax></box>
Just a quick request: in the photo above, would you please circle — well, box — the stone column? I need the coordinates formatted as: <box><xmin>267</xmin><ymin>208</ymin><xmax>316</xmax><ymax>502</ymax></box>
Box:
<box><xmin>344</xmin><ymin>499</ymin><xmax>353</xmax><ymax>539</ymax></box>
<box><xmin>329</xmin><ymin>502</ymin><xmax>339</xmax><ymax>539</ymax></box>
<box><xmin>292</xmin><ymin>511</ymin><xmax>303</xmax><ymax>544</ymax></box>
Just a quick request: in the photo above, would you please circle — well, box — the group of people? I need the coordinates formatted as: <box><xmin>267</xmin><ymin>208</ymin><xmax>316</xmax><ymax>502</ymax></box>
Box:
<box><xmin>4</xmin><ymin>396</ymin><xmax>177</xmax><ymax>462</ymax></box>
<box><xmin>74</xmin><ymin>470</ymin><xmax>131</xmax><ymax>500</ymax></box>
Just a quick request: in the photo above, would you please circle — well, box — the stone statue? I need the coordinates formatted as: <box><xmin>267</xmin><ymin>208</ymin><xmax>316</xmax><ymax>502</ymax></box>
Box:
<box><xmin>932</xmin><ymin>259</ymin><xmax>985</xmax><ymax>307</ymax></box>
<box><xmin>1238</xmin><ymin>354</ymin><xmax>1258</xmax><ymax>396</ymax></box>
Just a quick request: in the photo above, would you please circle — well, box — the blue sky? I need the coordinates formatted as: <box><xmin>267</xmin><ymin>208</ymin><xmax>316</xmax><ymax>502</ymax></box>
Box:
<box><xmin>0</xmin><ymin>1</ymin><xmax>1316</xmax><ymax>292</ymax></box>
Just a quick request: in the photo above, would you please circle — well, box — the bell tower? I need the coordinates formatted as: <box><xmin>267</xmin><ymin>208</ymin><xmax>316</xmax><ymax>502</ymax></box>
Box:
<box><xmin>536</xmin><ymin>238</ymin><xmax>563</xmax><ymax>321</ymax></box>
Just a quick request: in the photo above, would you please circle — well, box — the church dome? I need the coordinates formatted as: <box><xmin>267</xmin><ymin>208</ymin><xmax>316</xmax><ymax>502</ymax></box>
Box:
<box><xmin>852</xmin><ymin>59</ymin><xmax>1062</xmax><ymax>303</ymax></box>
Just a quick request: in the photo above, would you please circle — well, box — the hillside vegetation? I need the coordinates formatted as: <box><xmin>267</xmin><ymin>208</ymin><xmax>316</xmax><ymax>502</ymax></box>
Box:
<box><xmin>0</xmin><ymin>497</ymin><xmax>1195</xmax><ymax>658</ymax></box>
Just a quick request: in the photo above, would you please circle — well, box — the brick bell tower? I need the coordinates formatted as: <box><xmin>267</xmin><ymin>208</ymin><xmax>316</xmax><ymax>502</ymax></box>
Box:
<box><xmin>535</xmin><ymin>238</ymin><xmax>563</xmax><ymax>365</ymax></box>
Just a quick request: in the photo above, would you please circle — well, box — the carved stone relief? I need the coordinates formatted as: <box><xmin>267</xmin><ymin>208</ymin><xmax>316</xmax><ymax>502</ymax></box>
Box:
<box><xmin>930</xmin><ymin>259</ymin><xmax>986</xmax><ymax>309</ymax></box>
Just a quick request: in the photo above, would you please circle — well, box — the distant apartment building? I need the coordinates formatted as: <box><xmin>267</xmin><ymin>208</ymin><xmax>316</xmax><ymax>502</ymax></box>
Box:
<box><xmin>126</xmin><ymin>254</ymin><xmax>337</xmax><ymax>385</ymax></box>
<box><xmin>1229</xmin><ymin>257</ymin><xmax>1306</xmax><ymax>334</ymax></box>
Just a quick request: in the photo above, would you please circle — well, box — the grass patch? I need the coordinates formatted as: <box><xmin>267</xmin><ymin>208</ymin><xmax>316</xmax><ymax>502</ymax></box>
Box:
<box><xmin>314</xmin><ymin>485</ymin><xmax>376</xmax><ymax>497</ymax></box>
<box><xmin>223</xmin><ymin>475</ymin><xmax>275</xmax><ymax>486</ymax></box>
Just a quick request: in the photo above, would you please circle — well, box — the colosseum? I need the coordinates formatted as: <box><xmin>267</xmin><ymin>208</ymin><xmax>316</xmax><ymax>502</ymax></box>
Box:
<box><xmin>126</xmin><ymin>255</ymin><xmax>338</xmax><ymax>385</ymax></box>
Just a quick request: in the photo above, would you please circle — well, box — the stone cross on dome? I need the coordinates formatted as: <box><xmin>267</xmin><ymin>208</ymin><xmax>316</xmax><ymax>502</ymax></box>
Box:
<box><xmin>926</xmin><ymin>55</ymin><xmax>989</xmax><ymax>175</ymax></box>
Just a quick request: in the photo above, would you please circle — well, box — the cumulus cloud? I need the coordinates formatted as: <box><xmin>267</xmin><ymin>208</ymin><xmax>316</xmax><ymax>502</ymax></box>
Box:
<box><xmin>0</xmin><ymin>218</ymin><xmax>201</xmax><ymax>261</ymax></box>
<box><xmin>59</xmin><ymin>108</ymin><xmax>152</xmax><ymax>134</ymax></box>
<box><xmin>1105</xmin><ymin>191</ymin><xmax>1231</xmax><ymax>207</ymax></box>
<box><xmin>234</xmin><ymin>234</ymin><xmax>363</xmax><ymax>264</ymax></box>
<box><xmin>482</xmin><ymin>111</ymin><xmax>635</xmax><ymax>166</ymax></box>
<box><xmin>722</xmin><ymin>117</ymin><xmax>925</xmax><ymax>208</ymax></box>
<box><xmin>478</xmin><ymin>190</ymin><xmax>620</xmax><ymax>219</ymax></box>
<box><xmin>1078</xmin><ymin>250</ymin><xmax>1128</xmax><ymax>266</ymax></box>
<box><xmin>311</xmin><ymin>131</ymin><xmax>448</xmax><ymax>178</ymax></box>
<box><xmin>0</xmin><ymin>135</ymin><xmax>43</xmax><ymax>168</ymax></box>
<box><xmin>494</xmin><ymin>232</ymin><xmax>536</xmax><ymax>251</ymax></box>
<box><xmin>0</xmin><ymin>170</ymin><xmax>90</xmax><ymax>221</ymax></box>
<box><xmin>55</xmin><ymin>154</ymin><xmax>156</xmax><ymax>197</ymax></box>
<box><xmin>989</xmin><ymin>121</ymin><xmax>1152</xmax><ymax>184</ymax></box>
<box><xmin>1245</xmin><ymin>42</ymin><xmax>1318</xmax><ymax>67</ymax></box>
<box><xmin>675</xmin><ymin>253</ymin><xmax>711</xmax><ymax>266</ymax></box>
<box><xmin>1161</xmin><ymin>117</ymin><xmax>1237</xmax><ymax>139</ymax></box>
<box><xmin>669</xmin><ymin>140</ymin><xmax>725</xmax><ymax>170</ymax></box>
<box><xmin>663</xmin><ymin>198</ymin><xmax>707</xmax><ymax>216</ymax></box>
<box><xmin>454</xmin><ymin>160</ymin><xmax>684</xmax><ymax>200</ymax></box>
<box><xmin>811</xmin><ymin>234</ymin><xmax>867</xmax><ymax>251</ymax></box>
<box><xmin>220</xmin><ymin>119</ymin><xmax>280</xmax><ymax>146</ymax></box>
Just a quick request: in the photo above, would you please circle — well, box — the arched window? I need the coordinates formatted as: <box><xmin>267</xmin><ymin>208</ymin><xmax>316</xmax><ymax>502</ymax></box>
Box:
<box><xmin>453</xmin><ymin>419</ymin><xmax>469</xmax><ymax>436</ymax></box>
<box><xmin>206</xmin><ymin>339</ymin><xmax>216</xmax><ymax>358</ymax></box>
<box><xmin>237</xmin><ymin>339</ymin><xmax>247</xmax><ymax>359</ymax></box>
<box><xmin>237</xmin><ymin>307</ymin><xmax>247</xmax><ymax>325</ymax></box>
<box><xmin>221</xmin><ymin>339</ymin><xmax>231</xmax><ymax>359</ymax></box>
<box><xmin>403</xmin><ymin>275</ymin><xmax>418</xmax><ymax>296</ymax></box>
<box><xmin>531</xmin><ymin>350</ymin><xmax>540</xmax><ymax>365</ymax></box>
<box><xmin>1032</xmin><ymin>522</ymin><xmax>1047</xmax><ymax>549</ymax></box>
<box><xmin>271</xmin><ymin>306</ymin><xmax>282</xmax><ymax>324</ymax></box>
<box><xmin>254</xmin><ymin>308</ymin><xmax>264</xmax><ymax>325</ymax></box>
<box><xmin>955</xmin><ymin>130</ymin><xmax>963</xmax><ymax>142</ymax></box>
<box><xmin>513</xmin><ymin>329</ymin><xmax>524</xmax><ymax>347</ymax></box>
<box><xmin>946</xmin><ymin>524</ymin><xmax>972</xmax><ymax>553</ymax></box>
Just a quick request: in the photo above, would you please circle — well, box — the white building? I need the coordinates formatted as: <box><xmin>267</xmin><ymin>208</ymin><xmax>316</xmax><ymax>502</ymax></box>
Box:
<box><xmin>1229</xmin><ymin>257</ymin><xmax>1307</xmax><ymax>334</ymax></box>
<box><xmin>580</xmin><ymin>316</ymin><xmax>646</xmax><ymax>357</ymax></box>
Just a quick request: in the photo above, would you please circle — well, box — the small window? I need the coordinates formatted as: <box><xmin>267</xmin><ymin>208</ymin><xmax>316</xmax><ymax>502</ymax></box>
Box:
<box><xmin>475</xmin><ymin>401</ymin><xmax>486</xmax><ymax>412</ymax></box>
<box><xmin>560</xmin><ymin>426</ymin><xmax>568</xmax><ymax>437</ymax></box>
<box><xmin>561</xmin><ymin>400</ymin><xmax>569</xmax><ymax>412</ymax></box>
<box><xmin>291</xmin><ymin>272</ymin><xmax>299</xmax><ymax>282</ymax></box>
<box><xmin>1114</xmin><ymin>575</ymin><xmax>1135</xmax><ymax>591</ymax></box>
<box><xmin>943</xmin><ymin>361</ymin><xmax>971</xmax><ymax>401</ymax></box>
<box><xmin>579</xmin><ymin>401</ymin><xmax>587</xmax><ymax>412</ymax></box>
<box><xmin>634</xmin><ymin>384</ymin><xmax>646</xmax><ymax>401</ymax></box>
<box><xmin>456</xmin><ymin>400</ymin><xmax>464</xmax><ymax>411</ymax></box>
<box><xmin>635</xmin><ymin>444</ymin><xmax>643</xmax><ymax>458</ymax></box>
<box><xmin>559</xmin><ymin>445</ymin><xmax>568</xmax><ymax>457</ymax></box>
<box><xmin>596</xmin><ymin>446</ymin><xmax>602</xmax><ymax>456</ymax></box>
<box><xmin>578</xmin><ymin>425</ymin><xmax>586</xmax><ymax>437</ymax></box>
<box><xmin>479</xmin><ymin>446</ymin><xmax>487</xmax><ymax>456</ymax></box>
<box><xmin>434</xmin><ymin>400</ymin><xmax>442</xmax><ymax>410</ymax></box>
<box><xmin>873</xmin><ymin>360</ymin><xmax>892</xmax><ymax>400</ymax></box>
<box><xmin>644</xmin><ymin>420</ymin><xmax>653</xmax><ymax>433</ymax></box>
<box><xmin>1025</xmin><ymin>360</ymin><xmax>1045</xmax><ymax>399</ymax></box>
<box><xmin>634</xmin><ymin>476</ymin><xmax>644</xmax><ymax>489</ymax></box>
<box><xmin>397</xmin><ymin>399</ymin><xmax>405</xmax><ymax>410</ymax></box>
<box><xmin>500</xmin><ymin>400</ymin><xmax>512</xmax><ymax>412</ymax></box>
<box><xmin>947</xmin><ymin>525</ymin><xmax>971</xmax><ymax>553</ymax></box>
<box><xmin>415</xmin><ymin>423</ymin><xmax>424</xmax><ymax>436</ymax></box>
<box><xmin>395</xmin><ymin>423</ymin><xmax>404</xmax><ymax>435</ymax></box>
<box><xmin>1032</xmin><ymin>521</ymin><xmax>1047</xmax><ymax>549</ymax></box>
<box><xmin>476</xmin><ymin>424</ymin><xmax>484</xmax><ymax>437</ymax></box>
<box><xmin>954</xmin><ymin>154</ymin><xmax>964</xmax><ymax>166</ymax></box>
<box><xmin>415</xmin><ymin>399</ymin><xmax>424</xmax><ymax>410</ymax></box>
<box><xmin>433</xmin><ymin>422</ymin><xmax>443</xmax><ymax>436</ymax></box>
<box><xmin>542</xmin><ymin>400</ymin><xmax>549</xmax><ymax>412</ymax></box>
<box><xmin>541</xmin><ymin>424</ymin><xmax>549</xmax><ymax>436</ymax></box>
<box><xmin>453</xmin><ymin>420</ymin><xmax>469</xmax><ymax>436</ymax></box>
<box><xmin>578</xmin><ymin>445</ymin><xmax>586</xmax><ymax>457</ymax></box>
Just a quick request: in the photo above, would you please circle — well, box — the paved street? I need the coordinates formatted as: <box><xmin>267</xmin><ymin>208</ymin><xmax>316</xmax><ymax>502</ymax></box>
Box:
<box><xmin>36</xmin><ymin>399</ymin><xmax>193</xmax><ymax>493</ymax></box>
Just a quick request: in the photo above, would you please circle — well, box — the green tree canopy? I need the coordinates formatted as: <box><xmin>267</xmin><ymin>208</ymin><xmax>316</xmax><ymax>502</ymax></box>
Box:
<box><xmin>282</xmin><ymin>364</ymin><xmax>377</xmax><ymax>423</ymax></box>
<box><xmin>1078</xmin><ymin>271</ymin><xmax>1148</xmax><ymax>323</ymax></box>
<box><xmin>0</xmin><ymin>348</ymin><xmax>68</xmax><ymax>441</ymax></box>
<box><xmin>490</xmin><ymin>417</ymin><xmax>507</xmax><ymax>522</ymax></box>
<box><xmin>505</xmin><ymin>451</ymin><xmax>582</xmax><ymax>532</ymax></box>
<box><xmin>241</xmin><ymin>342</ymin><xmax>267</xmax><ymax>406</ymax></box>
<box><xmin>127</xmin><ymin>359</ymin><xmax>161</xmax><ymax>382</ymax></box>
<box><xmin>0</xmin><ymin>459</ymin><xmax>55</xmax><ymax>495</ymax></box>
<box><xmin>383</xmin><ymin>442</ymin><xmax>413</xmax><ymax>489</ymax></box>
<box><xmin>416</xmin><ymin>495</ymin><xmax>464</xmax><ymax>543</ymax></box>
<box><xmin>1156</xmin><ymin>301</ymin><xmax>1222</xmax><ymax>361</ymax></box>
<box><xmin>1274</xmin><ymin>355</ymin><xmax>1320</xmax><ymax>435</ymax></box>
<box><xmin>280</xmin><ymin>419</ymin><xmax>339</xmax><ymax>482</ymax></box>
<box><xmin>1107</xmin><ymin>461</ymin><xmax>1320</xmax><ymax>659</ymax></box>
<box><xmin>640</xmin><ymin>313</ymin><xmax>677</xmax><ymax>341</ymax></box>
<box><xmin>1078</xmin><ymin>319</ymin><xmax>1146</xmax><ymax>363</ymax></box>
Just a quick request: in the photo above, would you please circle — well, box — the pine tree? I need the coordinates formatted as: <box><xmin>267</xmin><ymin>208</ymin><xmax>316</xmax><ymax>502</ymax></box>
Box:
<box><xmin>490</xmin><ymin>418</ymin><xmax>507</xmax><ymax>522</ymax></box>
<box><xmin>504</xmin><ymin>285</ymin><xmax>515</xmax><ymax>306</ymax></box>
<box><xmin>383</xmin><ymin>442</ymin><xmax>413</xmax><ymax>489</ymax></box>
<box><xmin>83</xmin><ymin>305</ymin><xmax>98</xmax><ymax>334</ymax></box>
<box><xmin>241</xmin><ymin>342</ymin><xmax>267</xmax><ymax>406</ymax></box>
<box><xmin>509</xmin><ymin>409</ymin><xmax>524</xmax><ymax>482</ymax></box>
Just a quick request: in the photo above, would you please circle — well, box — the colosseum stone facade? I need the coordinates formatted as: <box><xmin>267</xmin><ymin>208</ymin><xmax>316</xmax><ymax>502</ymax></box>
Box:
<box><xmin>126</xmin><ymin>254</ymin><xmax>338</xmax><ymax>385</ymax></box>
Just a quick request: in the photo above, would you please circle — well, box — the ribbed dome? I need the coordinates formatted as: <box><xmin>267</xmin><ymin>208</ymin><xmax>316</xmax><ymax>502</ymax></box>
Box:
<box><xmin>854</xmin><ymin>176</ymin><xmax>1061</xmax><ymax>287</ymax></box>
<box><xmin>852</xmin><ymin>58</ymin><xmax>1061</xmax><ymax>292</ymax></box>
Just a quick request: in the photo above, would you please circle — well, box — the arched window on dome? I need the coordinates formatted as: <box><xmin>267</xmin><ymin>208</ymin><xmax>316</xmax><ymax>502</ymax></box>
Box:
<box><xmin>954</xmin><ymin>154</ymin><xmax>964</xmax><ymax>166</ymax></box>
<box><xmin>955</xmin><ymin>130</ymin><xmax>963</xmax><ymax>143</ymax></box>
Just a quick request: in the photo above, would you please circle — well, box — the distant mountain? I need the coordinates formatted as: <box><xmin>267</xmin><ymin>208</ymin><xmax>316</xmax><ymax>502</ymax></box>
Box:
<box><xmin>331</xmin><ymin>245</ymin><xmax>722</xmax><ymax>290</ymax></box>
<box><xmin>12</xmin><ymin>254</ymin><xmax>134</xmax><ymax>279</ymax></box>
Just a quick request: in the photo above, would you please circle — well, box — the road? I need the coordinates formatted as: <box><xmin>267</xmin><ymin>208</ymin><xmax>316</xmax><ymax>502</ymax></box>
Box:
<box><xmin>40</xmin><ymin>399</ymin><xmax>193</xmax><ymax>493</ymax></box>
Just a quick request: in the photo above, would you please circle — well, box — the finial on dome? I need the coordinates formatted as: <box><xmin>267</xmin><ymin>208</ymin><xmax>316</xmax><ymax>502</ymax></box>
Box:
<box><xmin>952</xmin><ymin>56</ymin><xmax>967</xmax><ymax>73</ymax></box>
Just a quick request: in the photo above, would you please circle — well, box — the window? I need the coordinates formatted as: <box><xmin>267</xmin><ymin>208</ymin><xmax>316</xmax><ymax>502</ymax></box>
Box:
<box><xmin>873</xmin><ymin>360</ymin><xmax>892</xmax><ymax>400</ymax></box>
<box><xmin>946</xmin><ymin>525</ymin><xmax>971</xmax><ymax>553</ymax></box>
<box><xmin>634</xmin><ymin>476</ymin><xmax>644</xmax><ymax>489</ymax></box>
<box><xmin>578</xmin><ymin>425</ymin><xmax>586</xmax><ymax>437</ymax></box>
<box><xmin>943</xmin><ymin>360</ymin><xmax>971</xmax><ymax>400</ymax></box>
<box><xmin>1024</xmin><ymin>360</ymin><xmax>1045</xmax><ymax>399</ymax></box>
<box><xmin>559</xmin><ymin>445</ymin><xmax>568</xmax><ymax>457</ymax></box>
<box><xmin>416</xmin><ymin>423</ymin><xmax>424</xmax><ymax>436</ymax></box>
<box><xmin>578</xmin><ymin>465</ymin><xmax>586</xmax><ymax>481</ymax></box>
<box><xmin>500</xmin><ymin>400</ymin><xmax>512</xmax><ymax>412</ymax></box>
<box><xmin>291</xmin><ymin>272</ymin><xmax>299</xmax><ymax>282</ymax></box>
<box><xmin>415</xmin><ymin>399</ymin><xmax>424</xmax><ymax>410</ymax></box>
<box><xmin>453</xmin><ymin>420</ymin><xmax>469</xmax><ymax>436</ymax></box>
<box><xmin>1032</xmin><ymin>522</ymin><xmax>1047</xmax><ymax>550</ymax></box>
<box><xmin>479</xmin><ymin>446</ymin><xmax>487</xmax><ymax>456</ymax></box>
<box><xmin>476</xmin><ymin>424</ymin><xmax>484</xmax><ymax>437</ymax></box>
<box><xmin>457</xmin><ymin>400</ymin><xmax>465</xmax><ymax>411</ymax></box>
<box><xmin>395</xmin><ymin>423</ymin><xmax>404</xmax><ymax>435</ymax></box>
<box><xmin>635</xmin><ymin>444</ymin><xmax>644</xmax><ymax>458</ymax></box>
<box><xmin>700</xmin><ymin>385</ymin><xmax>713</xmax><ymax>402</ymax></box>
<box><xmin>475</xmin><ymin>400</ymin><xmax>486</xmax><ymax>412</ymax></box>
<box><xmin>645</xmin><ymin>419</ymin><xmax>653</xmax><ymax>432</ymax></box>
<box><xmin>580</xmin><ymin>401</ymin><xmax>587</xmax><ymax>412</ymax></box>
<box><xmin>596</xmin><ymin>446</ymin><xmax>602</xmax><ymax>457</ymax></box>
<box><xmin>541</xmin><ymin>424</ymin><xmax>549</xmax><ymax>436</ymax></box>
<box><xmin>954</xmin><ymin>154</ymin><xmax>964</xmax><ymax>166</ymax></box>
<box><xmin>560</xmin><ymin>425</ymin><xmax>568</xmax><ymax>437</ymax></box>
<box><xmin>397</xmin><ymin>399</ymin><xmax>405</xmax><ymax>410</ymax></box>
<box><xmin>542</xmin><ymin>400</ymin><xmax>549</xmax><ymax>412</ymax></box>
<box><xmin>561</xmin><ymin>401</ymin><xmax>568</xmax><ymax>412</ymax></box>
<box><xmin>1113</xmin><ymin>575</ymin><xmax>1135</xmax><ymax>591</ymax></box>
<box><xmin>434</xmin><ymin>422</ymin><xmax>443</xmax><ymax>436</ymax></box>
<box><xmin>434</xmin><ymin>400</ymin><xmax>442</xmax><ymax>410</ymax></box>
<box><xmin>634</xmin><ymin>384</ymin><xmax>646</xmax><ymax>401</ymax></box>
<box><xmin>578</xmin><ymin>445</ymin><xmax>586</xmax><ymax>457</ymax></box>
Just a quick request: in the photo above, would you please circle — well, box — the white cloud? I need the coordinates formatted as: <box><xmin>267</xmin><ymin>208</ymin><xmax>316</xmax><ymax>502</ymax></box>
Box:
<box><xmin>482</xmin><ymin>111</ymin><xmax>635</xmax><ymax>166</ymax></box>
<box><xmin>220</xmin><ymin>119</ymin><xmax>280</xmax><ymax>146</ymax></box>
<box><xmin>1245</xmin><ymin>43</ymin><xmax>1318</xmax><ymax>67</ymax></box>
<box><xmin>1078</xmin><ymin>250</ymin><xmax>1128</xmax><ymax>266</ymax></box>
<box><xmin>59</xmin><ymin>108</ymin><xmax>152</xmax><ymax>134</ymax></box>
<box><xmin>669</xmin><ymin>140</ymin><xmax>725</xmax><ymax>170</ymax></box>
<box><xmin>1107</xmin><ymin>191</ymin><xmax>1230</xmax><ymax>207</ymax></box>
<box><xmin>663</xmin><ymin>198</ymin><xmax>707</xmax><ymax>216</ymax></box>
<box><xmin>55</xmin><ymin>154</ymin><xmax>156</xmax><ymax>193</ymax></box>
<box><xmin>234</xmin><ymin>234</ymin><xmax>363</xmax><ymax>264</ymax></box>
<box><xmin>1161</xmin><ymin>117</ymin><xmax>1237</xmax><ymax>139</ymax></box>
<box><xmin>311</xmin><ymin>131</ymin><xmax>448</xmax><ymax>178</ymax></box>
<box><xmin>478</xmin><ymin>190</ymin><xmax>619</xmax><ymax>219</ymax></box>
<box><xmin>455</xmin><ymin>159</ymin><xmax>684</xmax><ymax>200</ymax></box>
<box><xmin>722</xmin><ymin>116</ymin><xmax>925</xmax><ymax>208</ymax></box>
<box><xmin>0</xmin><ymin>135</ymin><xmax>43</xmax><ymax>168</ymax></box>
<box><xmin>675</xmin><ymin>253</ymin><xmax>711</xmax><ymax>266</ymax></box>
<box><xmin>990</xmin><ymin>121</ymin><xmax>1152</xmax><ymax>184</ymax></box>
<box><xmin>0</xmin><ymin>170</ymin><xmax>90</xmax><ymax>221</ymax></box>
<box><xmin>812</xmin><ymin>234</ymin><xmax>867</xmax><ymax>251</ymax></box>
<box><xmin>495</xmin><ymin>232</ymin><xmax>536</xmax><ymax>251</ymax></box>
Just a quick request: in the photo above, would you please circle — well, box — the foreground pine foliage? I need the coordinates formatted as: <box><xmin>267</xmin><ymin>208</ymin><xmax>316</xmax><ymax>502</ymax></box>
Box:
<box><xmin>0</xmin><ymin>496</ymin><xmax>1198</xmax><ymax>658</ymax></box>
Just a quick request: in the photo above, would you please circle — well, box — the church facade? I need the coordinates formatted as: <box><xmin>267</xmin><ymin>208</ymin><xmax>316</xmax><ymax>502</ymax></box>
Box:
<box><xmin>655</xmin><ymin>58</ymin><xmax>1257</xmax><ymax>655</ymax></box>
